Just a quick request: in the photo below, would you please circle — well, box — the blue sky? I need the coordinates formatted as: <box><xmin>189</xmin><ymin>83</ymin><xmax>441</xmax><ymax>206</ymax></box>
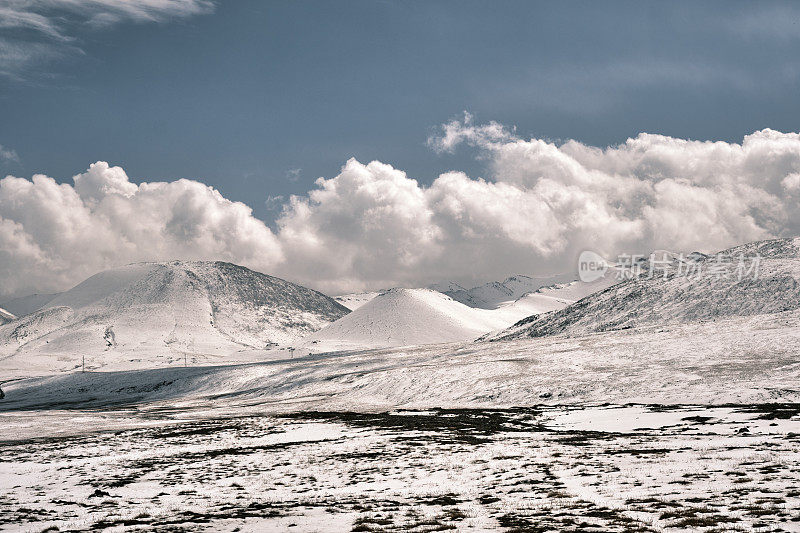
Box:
<box><xmin>2</xmin><ymin>0</ymin><xmax>799</xmax><ymax>223</ymax></box>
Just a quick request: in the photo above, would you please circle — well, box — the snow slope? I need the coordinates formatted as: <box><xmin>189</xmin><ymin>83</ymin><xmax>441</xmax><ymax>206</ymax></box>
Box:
<box><xmin>426</xmin><ymin>280</ymin><xmax>468</xmax><ymax>294</ymax></box>
<box><xmin>3</xmin><ymin>308</ymin><xmax>800</xmax><ymax>533</ymax></box>
<box><xmin>495</xmin><ymin>271</ymin><xmax>621</xmax><ymax>318</ymax></box>
<box><xmin>0</xmin><ymin>261</ymin><xmax>349</xmax><ymax>373</ymax></box>
<box><xmin>337</xmin><ymin>275</ymin><xmax>576</xmax><ymax>312</ymax></box>
<box><xmin>0</xmin><ymin>306</ymin><xmax>16</xmax><ymax>325</ymax></box>
<box><xmin>0</xmin><ymin>293</ymin><xmax>59</xmax><ymax>317</ymax></box>
<box><xmin>334</xmin><ymin>291</ymin><xmax>385</xmax><ymax>311</ymax></box>
<box><xmin>316</xmin><ymin>274</ymin><xmax>620</xmax><ymax>351</ymax></box>
<box><xmin>4</xmin><ymin>309</ymin><xmax>800</xmax><ymax>413</ymax></box>
<box><xmin>303</xmin><ymin>288</ymin><xmax>516</xmax><ymax>351</ymax></box>
<box><xmin>490</xmin><ymin>237</ymin><xmax>800</xmax><ymax>341</ymax></box>
<box><xmin>440</xmin><ymin>274</ymin><xmax>575</xmax><ymax>309</ymax></box>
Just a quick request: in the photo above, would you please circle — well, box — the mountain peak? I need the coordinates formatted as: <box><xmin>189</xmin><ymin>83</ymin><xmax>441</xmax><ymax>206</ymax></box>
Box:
<box><xmin>305</xmin><ymin>287</ymin><xmax>510</xmax><ymax>351</ymax></box>
<box><xmin>0</xmin><ymin>261</ymin><xmax>349</xmax><ymax>371</ymax></box>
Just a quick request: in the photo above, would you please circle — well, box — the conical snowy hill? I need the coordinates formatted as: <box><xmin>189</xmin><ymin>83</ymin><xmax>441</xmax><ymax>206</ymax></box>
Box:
<box><xmin>0</xmin><ymin>261</ymin><xmax>349</xmax><ymax>371</ymax></box>
<box><xmin>303</xmin><ymin>288</ymin><xmax>517</xmax><ymax>351</ymax></box>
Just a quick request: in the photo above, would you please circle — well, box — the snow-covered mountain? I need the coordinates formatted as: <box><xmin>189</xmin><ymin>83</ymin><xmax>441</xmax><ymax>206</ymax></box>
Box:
<box><xmin>303</xmin><ymin>288</ymin><xmax>517</xmax><ymax>351</ymax></box>
<box><xmin>490</xmin><ymin>238</ymin><xmax>800</xmax><ymax>341</ymax></box>
<box><xmin>315</xmin><ymin>272</ymin><xmax>622</xmax><ymax>351</ymax></box>
<box><xmin>0</xmin><ymin>293</ymin><xmax>60</xmax><ymax>318</ymax></box>
<box><xmin>437</xmin><ymin>274</ymin><xmax>575</xmax><ymax>309</ymax></box>
<box><xmin>334</xmin><ymin>291</ymin><xmax>386</xmax><ymax>311</ymax></box>
<box><xmin>337</xmin><ymin>272</ymin><xmax>612</xmax><ymax>315</ymax></box>
<box><xmin>426</xmin><ymin>280</ymin><xmax>468</xmax><ymax>294</ymax></box>
<box><xmin>496</xmin><ymin>273</ymin><xmax>619</xmax><ymax>317</ymax></box>
<box><xmin>335</xmin><ymin>274</ymin><xmax>584</xmax><ymax>312</ymax></box>
<box><xmin>0</xmin><ymin>261</ymin><xmax>349</xmax><ymax>371</ymax></box>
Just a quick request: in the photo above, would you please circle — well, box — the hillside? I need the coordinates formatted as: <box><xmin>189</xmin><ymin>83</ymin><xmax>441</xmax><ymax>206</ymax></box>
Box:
<box><xmin>492</xmin><ymin>272</ymin><xmax>619</xmax><ymax>319</ymax></box>
<box><xmin>334</xmin><ymin>291</ymin><xmax>385</xmax><ymax>311</ymax></box>
<box><xmin>438</xmin><ymin>274</ymin><xmax>574</xmax><ymax>309</ymax></box>
<box><xmin>316</xmin><ymin>273</ymin><xmax>621</xmax><ymax>351</ymax></box>
<box><xmin>0</xmin><ymin>261</ymin><xmax>349</xmax><ymax>372</ymax></box>
<box><xmin>490</xmin><ymin>238</ymin><xmax>800</xmax><ymax>341</ymax></box>
<box><xmin>303</xmin><ymin>288</ymin><xmax>515</xmax><ymax>351</ymax></box>
<box><xmin>336</xmin><ymin>271</ymin><xmax>616</xmax><ymax>315</ymax></box>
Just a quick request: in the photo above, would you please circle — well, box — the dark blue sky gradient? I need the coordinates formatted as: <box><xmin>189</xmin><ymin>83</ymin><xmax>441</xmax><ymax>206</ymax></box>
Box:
<box><xmin>1</xmin><ymin>0</ymin><xmax>799</xmax><ymax>221</ymax></box>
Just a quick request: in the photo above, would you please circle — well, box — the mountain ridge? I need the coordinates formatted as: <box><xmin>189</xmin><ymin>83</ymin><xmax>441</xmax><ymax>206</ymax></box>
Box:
<box><xmin>487</xmin><ymin>237</ymin><xmax>800</xmax><ymax>341</ymax></box>
<box><xmin>437</xmin><ymin>273</ymin><xmax>575</xmax><ymax>309</ymax></box>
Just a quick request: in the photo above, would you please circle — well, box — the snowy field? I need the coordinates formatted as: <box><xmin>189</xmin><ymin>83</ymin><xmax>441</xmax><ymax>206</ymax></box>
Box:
<box><xmin>2</xmin><ymin>312</ymin><xmax>800</xmax><ymax>531</ymax></box>
<box><xmin>2</xmin><ymin>405</ymin><xmax>800</xmax><ymax>532</ymax></box>
<box><xmin>4</xmin><ymin>311</ymin><xmax>800</xmax><ymax>414</ymax></box>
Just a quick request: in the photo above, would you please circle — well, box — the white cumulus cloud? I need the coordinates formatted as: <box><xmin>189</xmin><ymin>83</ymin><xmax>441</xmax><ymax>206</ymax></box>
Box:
<box><xmin>276</xmin><ymin>120</ymin><xmax>800</xmax><ymax>293</ymax></box>
<box><xmin>0</xmin><ymin>162</ymin><xmax>282</xmax><ymax>296</ymax></box>
<box><xmin>3</xmin><ymin>121</ymin><xmax>800</xmax><ymax>297</ymax></box>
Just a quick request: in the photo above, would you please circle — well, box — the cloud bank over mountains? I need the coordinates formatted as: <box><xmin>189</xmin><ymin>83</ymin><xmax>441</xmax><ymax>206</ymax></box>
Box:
<box><xmin>3</xmin><ymin>118</ymin><xmax>800</xmax><ymax>296</ymax></box>
<box><xmin>0</xmin><ymin>162</ymin><xmax>283</xmax><ymax>297</ymax></box>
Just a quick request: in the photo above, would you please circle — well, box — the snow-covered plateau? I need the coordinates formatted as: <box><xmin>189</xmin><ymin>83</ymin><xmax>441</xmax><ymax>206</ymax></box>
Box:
<box><xmin>2</xmin><ymin>239</ymin><xmax>800</xmax><ymax>531</ymax></box>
